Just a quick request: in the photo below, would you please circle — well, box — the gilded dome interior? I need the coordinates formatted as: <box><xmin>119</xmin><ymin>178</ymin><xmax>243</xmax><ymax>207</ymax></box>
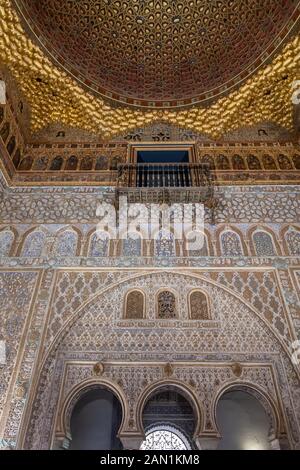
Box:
<box><xmin>14</xmin><ymin>0</ymin><xmax>300</xmax><ymax>108</ymax></box>
<box><xmin>0</xmin><ymin>0</ymin><xmax>298</xmax><ymax>140</ymax></box>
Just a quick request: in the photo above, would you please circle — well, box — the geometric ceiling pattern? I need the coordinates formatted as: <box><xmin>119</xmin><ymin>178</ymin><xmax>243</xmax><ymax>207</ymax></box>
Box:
<box><xmin>14</xmin><ymin>0</ymin><xmax>300</xmax><ymax>108</ymax></box>
<box><xmin>0</xmin><ymin>0</ymin><xmax>299</xmax><ymax>140</ymax></box>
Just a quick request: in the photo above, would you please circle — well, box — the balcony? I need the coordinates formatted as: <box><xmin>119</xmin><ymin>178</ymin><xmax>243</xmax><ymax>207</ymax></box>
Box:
<box><xmin>116</xmin><ymin>162</ymin><xmax>215</xmax><ymax>205</ymax></box>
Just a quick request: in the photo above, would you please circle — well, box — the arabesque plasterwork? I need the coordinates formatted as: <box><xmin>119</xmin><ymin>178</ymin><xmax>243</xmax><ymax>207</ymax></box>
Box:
<box><xmin>0</xmin><ymin>0</ymin><xmax>299</xmax><ymax>453</ymax></box>
<box><xmin>13</xmin><ymin>270</ymin><xmax>299</xmax><ymax>450</ymax></box>
<box><xmin>0</xmin><ymin>164</ymin><xmax>299</xmax><ymax>450</ymax></box>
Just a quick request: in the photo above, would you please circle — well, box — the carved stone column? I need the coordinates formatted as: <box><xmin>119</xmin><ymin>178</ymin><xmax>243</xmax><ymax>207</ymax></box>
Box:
<box><xmin>52</xmin><ymin>433</ymin><xmax>71</xmax><ymax>450</ymax></box>
<box><xmin>44</xmin><ymin>236</ymin><xmax>55</xmax><ymax>257</ymax></box>
<box><xmin>195</xmin><ymin>435</ymin><xmax>220</xmax><ymax>450</ymax></box>
<box><xmin>145</xmin><ymin>239</ymin><xmax>152</xmax><ymax>257</ymax></box>
<box><xmin>119</xmin><ymin>432</ymin><xmax>144</xmax><ymax>450</ymax></box>
<box><xmin>269</xmin><ymin>438</ymin><xmax>280</xmax><ymax>450</ymax></box>
<box><xmin>277</xmin><ymin>435</ymin><xmax>291</xmax><ymax>450</ymax></box>
<box><xmin>244</xmin><ymin>238</ymin><xmax>251</xmax><ymax>255</ymax></box>
<box><xmin>211</xmin><ymin>239</ymin><xmax>218</xmax><ymax>256</ymax></box>
<box><xmin>80</xmin><ymin>236</ymin><xmax>88</xmax><ymax>256</ymax></box>
<box><xmin>178</xmin><ymin>239</ymin><xmax>184</xmax><ymax>257</ymax></box>
<box><xmin>112</xmin><ymin>239</ymin><xmax>119</xmax><ymax>257</ymax></box>
<box><xmin>14</xmin><ymin>235</ymin><xmax>24</xmax><ymax>257</ymax></box>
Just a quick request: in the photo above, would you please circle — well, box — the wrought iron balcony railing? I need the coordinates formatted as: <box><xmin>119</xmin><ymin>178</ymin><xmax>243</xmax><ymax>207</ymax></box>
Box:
<box><xmin>118</xmin><ymin>162</ymin><xmax>213</xmax><ymax>188</ymax></box>
<box><xmin>116</xmin><ymin>162</ymin><xmax>216</xmax><ymax>207</ymax></box>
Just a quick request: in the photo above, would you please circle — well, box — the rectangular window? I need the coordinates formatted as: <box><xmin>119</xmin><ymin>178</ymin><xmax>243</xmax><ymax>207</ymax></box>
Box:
<box><xmin>136</xmin><ymin>150</ymin><xmax>191</xmax><ymax>188</ymax></box>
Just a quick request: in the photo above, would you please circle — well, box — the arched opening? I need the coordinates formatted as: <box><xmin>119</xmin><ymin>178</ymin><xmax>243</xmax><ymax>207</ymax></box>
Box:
<box><xmin>247</xmin><ymin>155</ymin><xmax>262</xmax><ymax>170</ymax></box>
<box><xmin>216</xmin><ymin>154</ymin><xmax>230</xmax><ymax>170</ymax></box>
<box><xmin>252</xmin><ymin>230</ymin><xmax>276</xmax><ymax>256</ymax></box>
<box><xmin>95</xmin><ymin>155</ymin><xmax>108</xmax><ymax>170</ymax></box>
<box><xmin>88</xmin><ymin>231</ymin><xmax>109</xmax><ymax>257</ymax></box>
<box><xmin>189</xmin><ymin>290</ymin><xmax>211</xmax><ymax>320</ymax></box>
<box><xmin>18</xmin><ymin>156</ymin><xmax>33</xmax><ymax>171</ymax></box>
<box><xmin>140</xmin><ymin>387</ymin><xmax>196</xmax><ymax>450</ymax></box>
<box><xmin>157</xmin><ymin>289</ymin><xmax>177</xmax><ymax>319</ymax></box>
<box><xmin>21</xmin><ymin>230</ymin><xmax>46</xmax><ymax>257</ymax></box>
<box><xmin>262</xmin><ymin>154</ymin><xmax>277</xmax><ymax>170</ymax></box>
<box><xmin>278</xmin><ymin>154</ymin><xmax>292</xmax><ymax>170</ymax></box>
<box><xmin>232</xmin><ymin>154</ymin><xmax>246</xmax><ymax>170</ymax></box>
<box><xmin>220</xmin><ymin>230</ymin><xmax>243</xmax><ymax>257</ymax></box>
<box><xmin>69</xmin><ymin>388</ymin><xmax>123</xmax><ymax>450</ymax></box>
<box><xmin>124</xmin><ymin>289</ymin><xmax>145</xmax><ymax>319</ymax></box>
<box><xmin>216</xmin><ymin>389</ymin><xmax>273</xmax><ymax>450</ymax></box>
<box><xmin>284</xmin><ymin>227</ymin><xmax>300</xmax><ymax>256</ymax></box>
<box><xmin>80</xmin><ymin>156</ymin><xmax>93</xmax><ymax>171</ymax></box>
<box><xmin>186</xmin><ymin>231</ymin><xmax>208</xmax><ymax>256</ymax></box>
<box><xmin>52</xmin><ymin>230</ymin><xmax>78</xmax><ymax>257</ymax></box>
<box><xmin>50</xmin><ymin>156</ymin><xmax>63</xmax><ymax>171</ymax></box>
<box><xmin>65</xmin><ymin>155</ymin><xmax>78</xmax><ymax>171</ymax></box>
<box><xmin>33</xmin><ymin>156</ymin><xmax>49</xmax><ymax>170</ymax></box>
<box><xmin>141</xmin><ymin>424</ymin><xmax>192</xmax><ymax>450</ymax></box>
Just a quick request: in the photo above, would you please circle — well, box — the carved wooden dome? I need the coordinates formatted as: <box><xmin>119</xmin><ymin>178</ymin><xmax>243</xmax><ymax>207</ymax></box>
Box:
<box><xmin>14</xmin><ymin>0</ymin><xmax>299</xmax><ymax>108</ymax></box>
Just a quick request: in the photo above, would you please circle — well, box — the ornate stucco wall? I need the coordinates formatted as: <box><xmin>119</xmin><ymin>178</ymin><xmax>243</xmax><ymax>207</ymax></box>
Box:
<box><xmin>0</xmin><ymin>170</ymin><xmax>299</xmax><ymax>449</ymax></box>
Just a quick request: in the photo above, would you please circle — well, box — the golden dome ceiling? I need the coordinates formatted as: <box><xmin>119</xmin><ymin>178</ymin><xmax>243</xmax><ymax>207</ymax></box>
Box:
<box><xmin>0</xmin><ymin>0</ymin><xmax>299</xmax><ymax>140</ymax></box>
<box><xmin>14</xmin><ymin>0</ymin><xmax>300</xmax><ymax>108</ymax></box>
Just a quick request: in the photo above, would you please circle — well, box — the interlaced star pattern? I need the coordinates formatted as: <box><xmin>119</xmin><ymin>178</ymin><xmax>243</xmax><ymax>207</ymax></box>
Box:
<box><xmin>15</xmin><ymin>0</ymin><xmax>298</xmax><ymax>107</ymax></box>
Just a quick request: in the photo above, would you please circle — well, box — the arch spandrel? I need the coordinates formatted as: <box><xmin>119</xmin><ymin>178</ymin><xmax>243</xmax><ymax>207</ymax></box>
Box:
<box><xmin>45</xmin><ymin>270</ymin><xmax>293</xmax><ymax>359</ymax></box>
<box><xmin>22</xmin><ymin>271</ymin><xmax>300</xmax><ymax>450</ymax></box>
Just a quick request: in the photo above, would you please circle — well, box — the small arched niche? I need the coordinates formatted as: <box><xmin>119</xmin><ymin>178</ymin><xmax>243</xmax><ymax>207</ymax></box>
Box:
<box><xmin>157</xmin><ymin>289</ymin><xmax>177</xmax><ymax>319</ymax></box>
<box><xmin>50</xmin><ymin>156</ymin><xmax>63</xmax><ymax>171</ymax></box>
<box><xmin>18</xmin><ymin>156</ymin><xmax>33</xmax><ymax>171</ymax></box>
<box><xmin>252</xmin><ymin>230</ymin><xmax>276</xmax><ymax>257</ymax></box>
<box><xmin>21</xmin><ymin>230</ymin><xmax>46</xmax><ymax>258</ymax></box>
<box><xmin>65</xmin><ymin>155</ymin><xmax>78</xmax><ymax>171</ymax></box>
<box><xmin>216</xmin><ymin>389</ymin><xmax>274</xmax><ymax>450</ymax></box>
<box><xmin>141</xmin><ymin>387</ymin><xmax>197</xmax><ymax>450</ymax></box>
<box><xmin>69</xmin><ymin>387</ymin><xmax>123</xmax><ymax>450</ymax></box>
<box><xmin>220</xmin><ymin>230</ymin><xmax>244</xmax><ymax>257</ymax></box>
<box><xmin>88</xmin><ymin>231</ymin><xmax>110</xmax><ymax>257</ymax></box>
<box><xmin>284</xmin><ymin>226</ymin><xmax>300</xmax><ymax>256</ymax></box>
<box><xmin>52</xmin><ymin>229</ymin><xmax>79</xmax><ymax>257</ymax></box>
<box><xmin>189</xmin><ymin>290</ymin><xmax>211</xmax><ymax>320</ymax></box>
<box><xmin>186</xmin><ymin>231</ymin><xmax>208</xmax><ymax>256</ymax></box>
<box><xmin>124</xmin><ymin>290</ymin><xmax>145</xmax><ymax>319</ymax></box>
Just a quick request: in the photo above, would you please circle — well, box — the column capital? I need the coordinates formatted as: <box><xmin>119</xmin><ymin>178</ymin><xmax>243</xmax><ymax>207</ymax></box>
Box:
<box><xmin>269</xmin><ymin>438</ymin><xmax>280</xmax><ymax>450</ymax></box>
<box><xmin>194</xmin><ymin>435</ymin><xmax>221</xmax><ymax>450</ymax></box>
<box><xmin>119</xmin><ymin>432</ymin><xmax>144</xmax><ymax>450</ymax></box>
<box><xmin>52</xmin><ymin>433</ymin><xmax>71</xmax><ymax>450</ymax></box>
